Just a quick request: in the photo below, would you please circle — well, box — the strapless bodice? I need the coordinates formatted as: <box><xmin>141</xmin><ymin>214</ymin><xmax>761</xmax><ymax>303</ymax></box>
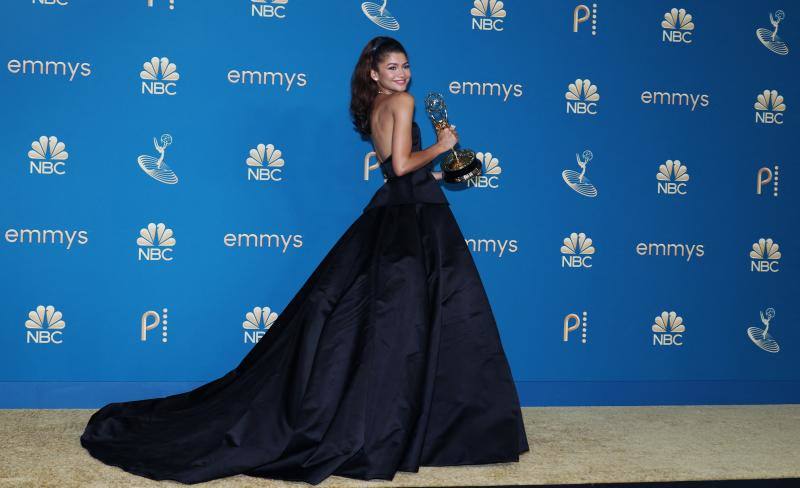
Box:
<box><xmin>363</xmin><ymin>121</ymin><xmax>449</xmax><ymax>212</ymax></box>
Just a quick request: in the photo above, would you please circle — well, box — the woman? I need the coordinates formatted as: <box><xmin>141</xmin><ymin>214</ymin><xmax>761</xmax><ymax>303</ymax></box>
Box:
<box><xmin>80</xmin><ymin>36</ymin><xmax>529</xmax><ymax>485</ymax></box>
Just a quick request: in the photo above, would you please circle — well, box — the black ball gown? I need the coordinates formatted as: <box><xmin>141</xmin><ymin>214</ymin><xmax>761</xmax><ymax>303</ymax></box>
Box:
<box><xmin>80</xmin><ymin>121</ymin><xmax>530</xmax><ymax>485</ymax></box>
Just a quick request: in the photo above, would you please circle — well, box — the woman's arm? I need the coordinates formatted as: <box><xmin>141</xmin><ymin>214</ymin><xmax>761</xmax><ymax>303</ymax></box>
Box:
<box><xmin>389</xmin><ymin>92</ymin><xmax>457</xmax><ymax>177</ymax></box>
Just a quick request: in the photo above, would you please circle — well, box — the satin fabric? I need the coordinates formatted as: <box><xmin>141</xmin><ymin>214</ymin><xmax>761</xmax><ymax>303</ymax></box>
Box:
<box><xmin>80</xmin><ymin>121</ymin><xmax>530</xmax><ymax>485</ymax></box>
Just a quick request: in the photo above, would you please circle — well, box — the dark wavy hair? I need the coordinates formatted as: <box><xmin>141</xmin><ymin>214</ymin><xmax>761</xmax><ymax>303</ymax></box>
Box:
<box><xmin>350</xmin><ymin>36</ymin><xmax>408</xmax><ymax>138</ymax></box>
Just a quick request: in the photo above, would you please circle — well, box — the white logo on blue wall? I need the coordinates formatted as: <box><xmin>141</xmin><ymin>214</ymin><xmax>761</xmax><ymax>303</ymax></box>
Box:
<box><xmin>471</xmin><ymin>0</ymin><xmax>506</xmax><ymax>31</ymax></box>
<box><xmin>747</xmin><ymin>308</ymin><xmax>780</xmax><ymax>353</ymax></box>
<box><xmin>141</xmin><ymin>308</ymin><xmax>169</xmax><ymax>343</ymax></box>
<box><xmin>137</xmin><ymin>134</ymin><xmax>178</xmax><ymax>184</ymax></box>
<box><xmin>652</xmin><ymin>311</ymin><xmax>685</xmax><ymax>346</ymax></box>
<box><xmin>243</xmin><ymin>306</ymin><xmax>278</xmax><ymax>344</ymax></box>
<box><xmin>566</xmin><ymin>79</ymin><xmax>599</xmax><ymax>115</ymax></box>
<box><xmin>573</xmin><ymin>4</ymin><xmax>597</xmax><ymax>36</ymax></box>
<box><xmin>362</xmin><ymin>0</ymin><xmax>399</xmax><ymax>31</ymax></box>
<box><xmin>563</xmin><ymin>312</ymin><xmax>589</xmax><ymax>344</ymax></box>
<box><xmin>247</xmin><ymin>143</ymin><xmax>284</xmax><ymax>181</ymax></box>
<box><xmin>137</xmin><ymin>222</ymin><xmax>176</xmax><ymax>261</ymax></box>
<box><xmin>657</xmin><ymin>160</ymin><xmax>689</xmax><ymax>195</ymax></box>
<box><xmin>146</xmin><ymin>0</ymin><xmax>174</xmax><ymax>9</ymax></box>
<box><xmin>755</xmin><ymin>90</ymin><xmax>786</xmax><ymax>125</ymax></box>
<box><xmin>466</xmin><ymin>152</ymin><xmax>501</xmax><ymax>188</ymax></box>
<box><xmin>251</xmin><ymin>0</ymin><xmax>287</xmax><ymax>19</ymax></box>
<box><xmin>32</xmin><ymin>0</ymin><xmax>68</xmax><ymax>6</ymax></box>
<box><xmin>756</xmin><ymin>10</ymin><xmax>789</xmax><ymax>55</ymax></box>
<box><xmin>757</xmin><ymin>165</ymin><xmax>779</xmax><ymax>197</ymax></box>
<box><xmin>140</xmin><ymin>57</ymin><xmax>179</xmax><ymax>96</ymax></box>
<box><xmin>750</xmin><ymin>238</ymin><xmax>780</xmax><ymax>272</ymax></box>
<box><xmin>25</xmin><ymin>305</ymin><xmax>65</xmax><ymax>345</ymax></box>
<box><xmin>562</xmin><ymin>150</ymin><xmax>597</xmax><ymax>197</ymax></box>
<box><xmin>661</xmin><ymin>8</ymin><xmax>694</xmax><ymax>44</ymax></box>
<box><xmin>28</xmin><ymin>136</ymin><xmax>68</xmax><ymax>175</ymax></box>
<box><xmin>561</xmin><ymin>232</ymin><xmax>594</xmax><ymax>268</ymax></box>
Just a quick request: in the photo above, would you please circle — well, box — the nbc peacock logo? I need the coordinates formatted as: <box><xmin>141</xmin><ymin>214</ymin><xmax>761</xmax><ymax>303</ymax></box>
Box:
<box><xmin>361</xmin><ymin>0</ymin><xmax>399</xmax><ymax>31</ymax></box>
<box><xmin>561</xmin><ymin>232</ymin><xmax>595</xmax><ymax>268</ymax></box>
<box><xmin>243</xmin><ymin>306</ymin><xmax>278</xmax><ymax>343</ymax></box>
<box><xmin>250</xmin><ymin>0</ymin><xmax>288</xmax><ymax>19</ymax></box>
<box><xmin>756</xmin><ymin>165</ymin><xmax>780</xmax><ymax>197</ymax></box>
<box><xmin>747</xmin><ymin>308</ymin><xmax>780</xmax><ymax>353</ymax></box>
<box><xmin>246</xmin><ymin>143</ymin><xmax>285</xmax><ymax>182</ymax></box>
<box><xmin>756</xmin><ymin>10</ymin><xmax>789</xmax><ymax>55</ymax></box>
<box><xmin>471</xmin><ymin>0</ymin><xmax>506</xmax><ymax>31</ymax></box>
<box><xmin>754</xmin><ymin>90</ymin><xmax>786</xmax><ymax>125</ymax></box>
<box><xmin>562</xmin><ymin>149</ymin><xmax>597</xmax><ymax>197</ymax></box>
<box><xmin>563</xmin><ymin>311</ymin><xmax>589</xmax><ymax>344</ymax></box>
<box><xmin>137</xmin><ymin>222</ymin><xmax>176</xmax><ymax>262</ymax></box>
<box><xmin>565</xmin><ymin>79</ymin><xmax>599</xmax><ymax>115</ymax></box>
<box><xmin>656</xmin><ymin>160</ymin><xmax>690</xmax><ymax>195</ymax></box>
<box><xmin>140</xmin><ymin>56</ymin><xmax>179</xmax><ymax>96</ymax></box>
<box><xmin>466</xmin><ymin>151</ymin><xmax>501</xmax><ymax>188</ymax></box>
<box><xmin>25</xmin><ymin>305</ymin><xmax>66</xmax><ymax>344</ymax></box>
<box><xmin>27</xmin><ymin>136</ymin><xmax>69</xmax><ymax>175</ymax></box>
<box><xmin>661</xmin><ymin>8</ymin><xmax>694</xmax><ymax>43</ymax></box>
<box><xmin>652</xmin><ymin>310</ymin><xmax>685</xmax><ymax>346</ymax></box>
<box><xmin>749</xmin><ymin>237</ymin><xmax>781</xmax><ymax>272</ymax></box>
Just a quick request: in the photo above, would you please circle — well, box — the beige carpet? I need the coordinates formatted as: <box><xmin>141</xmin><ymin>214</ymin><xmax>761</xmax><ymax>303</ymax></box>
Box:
<box><xmin>1</xmin><ymin>405</ymin><xmax>798</xmax><ymax>487</ymax></box>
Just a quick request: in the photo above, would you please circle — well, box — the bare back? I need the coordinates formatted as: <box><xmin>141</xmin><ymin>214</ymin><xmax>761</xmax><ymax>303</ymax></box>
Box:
<box><xmin>369</xmin><ymin>95</ymin><xmax>396</xmax><ymax>163</ymax></box>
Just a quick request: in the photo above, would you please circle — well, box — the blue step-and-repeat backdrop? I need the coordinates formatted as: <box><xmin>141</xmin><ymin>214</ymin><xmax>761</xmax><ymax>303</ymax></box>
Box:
<box><xmin>1</xmin><ymin>0</ymin><xmax>797</xmax><ymax>408</ymax></box>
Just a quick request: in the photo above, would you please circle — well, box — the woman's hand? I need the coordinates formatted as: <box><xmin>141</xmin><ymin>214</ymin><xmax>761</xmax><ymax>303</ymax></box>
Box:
<box><xmin>435</xmin><ymin>124</ymin><xmax>458</xmax><ymax>152</ymax></box>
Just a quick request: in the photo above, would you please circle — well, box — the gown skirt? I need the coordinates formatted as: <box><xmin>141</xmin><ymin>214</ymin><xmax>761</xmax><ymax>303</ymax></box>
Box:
<box><xmin>80</xmin><ymin>122</ymin><xmax>530</xmax><ymax>485</ymax></box>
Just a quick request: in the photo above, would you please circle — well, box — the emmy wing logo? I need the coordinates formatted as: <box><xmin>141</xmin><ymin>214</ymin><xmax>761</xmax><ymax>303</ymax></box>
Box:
<box><xmin>563</xmin><ymin>311</ymin><xmax>589</xmax><ymax>344</ymax></box>
<box><xmin>137</xmin><ymin>134</ymin><xmax>177</xmax><ymax>184</ymax></box>
<box><xmin>566</xmin><ymin>79</ymin><xmax>599</xmax><ymax>115</ymax></box>
<box><xmin>661</xmin><ymin>8</ymin><xmax>694</xmax><ymax>43</ymax></box>
<box><xmin>754</xmin><ymin>90</ymin><xmax>786</xmax><ymax>125</ymax></box>
<box><xmin>361</xmin><ymin>0</ymin><xmax>399</xmax><ymax>31</ymax></box>
<box><xmin>140</xmin><ymin>56</ymin><xmax>179</xmax><ymax>96</ymax></box>
<box><xmin>756</xmin><ymin>10</ymin><xmax>789</xmax><ymax>55</ymax></box>
<box><xmin>25</xmin><ymin>305</ymin><xmax>65</xmax><ymax>344</ymax></box>
<box><xmin>141</xmin><ymin>308</ymin><xmax>169</xmax><ymax>343</ymax></box>
<box><xmin>757</xmin><ymin>165</ymin><xmax>779</xmax><ymax>197</ymax></box>
<box><xmin>246</xmin><ymin>143</ymin><xmax>285</xmax><ymax>182</ymax></box>
<box><xmin>561</xmin><ymin>232</ymin><xmax>595</xmax><ymax>268</ymax></box>
<box><xmin>471</xmin><ymin>0</ymin><xmax>506</xmax><ymax>31</ymax></box>
<box><xmin>243</xmin><ymin>306</ymin><xmax>278</xmax><ymax>343</ymax></box>
<box><xmin>747</xmin><ymin>308</ymin><xmax>780</xmax><ymax>353</ymax></box>
<box><xmin>28</xmin><ymin>136</ymin><xmax>68</xmax><ymax>175</ymax></box>
<box><xmin>573</xmin><ymin>4</ymin><xmax>598</xmax><ymax>36</ymax></box>
<box><xmin>750</xmin><ymin>238</ymin><xmax>781</xmax><ymax>272</ymax></box>
<box><xmin>137</xmin><ymin>223</ymin><xmax>176</xmax><ymax>261</ymax></box>
<box><xmin>562</xmin><ymin>150</ymin><xmax>597</xmax><ymax>197</ymax></box>
<box><xmin>652</xmin><ymin>311</ymin><xmax>685</xmax><ymax>346</ymax></box>
<box><xmin>251</xmin><ymin>0</ymin><xmax>287</xmax><ymax>19</ymax></box>
<box><xmin>657</xmin><ymin>160</ymin><xmax>689</xmax><ymax>195</ymax></box>
<box><xmin>466</xmin><ymin>151</ymin><xmax>501</xmax><ymax>188</ymax></box>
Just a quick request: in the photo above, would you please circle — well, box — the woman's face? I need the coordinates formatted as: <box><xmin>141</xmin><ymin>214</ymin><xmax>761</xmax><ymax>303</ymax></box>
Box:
<box><xmin>371</xmin><ymin>51</ymin><xmax>410</xmax><ymax>93</ymax></box>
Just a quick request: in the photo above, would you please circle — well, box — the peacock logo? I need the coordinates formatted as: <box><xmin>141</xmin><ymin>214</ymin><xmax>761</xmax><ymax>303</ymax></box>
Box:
<box><xmin>561</xmin><ymin>232</ymin><xmax>595</xmax><ymax>268</ymax></box>
<box><xmin>566</xmin><ymin>79</ymin><xmax>599</xmax><ymax>115</ymax></box>
<box><xmin>467</xmin><ymin>151</ymin><xmax>501</xmax><ymax>188</ymax></box>
<box><xmin>652</xmin><ymin>311</ymin><xmax>685</xmax><ymax>346</ymax></box>
<box><xmin>28</xmin><ymin>136</ymin><xmax>68</xmax><ymax>175</ymax></box>
<box><xmin>656</xmin><ymin>160</ymin><xmax>690</xmax><ymax>195</ymax></box>
<box><xmin>140</xmin><ymin>56</ymin><xmax>180</xmax><ymax>95</ymax></box>
<box><xmin>246</xmin><ymin>143</ymin><xmax>285</xmax><ymax>182</ymax></box>
<box><xmin>661</xmin><ymin>8</ymin><xmax>694</xmax><ymax>43</ymax></box>
<box><xmin>754</xmin><ymin>90</ymin><xmax>786</xmax><ymax>125</ymax></box>
<box><xmin>471</xmin><ymin>0</ymin><xmax>506</xmax><ymax>31</ymax></box>
<box><xmin>749</xmin><ymin>238</ymin><xmax>781</xmax><ymax>272</ymax></box>
<box><xmin>137</xmin><ymin>222</ymin><xmax>176</xmax><ymax>262</ymax></box>
<box><xmin>243</xmin><ymin>306</ymin><xmax>279</xmax><ymax>343</ymax></box>
<box><xmin>25</xmin><ymin>305</ymin><xmax>66</xmax><ymax>344</ymax></box>
<box><xmin>361</xmin><ymin>0</ymin><xmax>399</xmax><ymax>31</ymax></box>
